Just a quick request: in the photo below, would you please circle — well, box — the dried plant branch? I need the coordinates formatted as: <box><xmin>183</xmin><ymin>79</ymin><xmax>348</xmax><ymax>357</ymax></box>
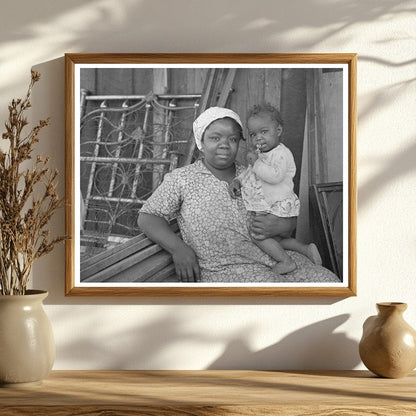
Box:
<box><xmin>0</xmin><ymin>71</ymin><xmax>66</xmax><ymax>295</ymax></box>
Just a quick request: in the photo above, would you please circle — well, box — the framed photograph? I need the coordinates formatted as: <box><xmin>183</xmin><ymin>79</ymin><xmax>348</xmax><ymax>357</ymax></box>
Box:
<box><xmin>65</xmin><ymin>53</ymin><xmax>356</xmax><ymax>296</ymax></box>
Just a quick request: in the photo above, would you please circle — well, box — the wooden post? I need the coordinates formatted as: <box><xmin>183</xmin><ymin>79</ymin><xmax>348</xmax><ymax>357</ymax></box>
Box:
<box><xmin>316</xmin><ymin>69</ymin><xmax>328</xmax><ymax>183</ymax></box>
<box><xmin>152</xmin><ymin>69</ymin><xmax>168</xmax><ymax>189</ymax></box>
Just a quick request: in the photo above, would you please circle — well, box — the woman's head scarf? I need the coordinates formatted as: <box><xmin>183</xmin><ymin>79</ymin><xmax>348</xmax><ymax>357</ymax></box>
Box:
<box><xmin>192</xmin><ymin>107</ymin><xmax>243</xmax><ymax>150</ymax></box>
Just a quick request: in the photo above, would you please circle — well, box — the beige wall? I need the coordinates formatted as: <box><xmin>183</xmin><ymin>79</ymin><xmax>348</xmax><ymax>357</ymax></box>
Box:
<box><xmin>0</xmin><ymin>0</ymin><xmax>415</xmax><ymax>370</ymax></box>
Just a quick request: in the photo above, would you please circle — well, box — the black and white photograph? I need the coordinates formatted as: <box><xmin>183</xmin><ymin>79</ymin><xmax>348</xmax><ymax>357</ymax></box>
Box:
<box><xmin>65</xmin><ymin>54</ymin><xmax>356</xmax><ymax>296</ymax></box>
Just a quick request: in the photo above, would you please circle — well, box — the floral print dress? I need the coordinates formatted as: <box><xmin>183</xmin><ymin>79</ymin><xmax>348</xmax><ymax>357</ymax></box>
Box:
<box><xmin>141</xmin><ymin>160</ymin><xmax>339</xmax><ymax>283</ymax></box>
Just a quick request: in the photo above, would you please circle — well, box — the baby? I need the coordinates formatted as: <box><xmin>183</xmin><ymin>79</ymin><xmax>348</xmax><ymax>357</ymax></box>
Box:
<box><xmin>229</xmin><ymin>104</ymin><xmax>321</xmax><ymax>274</ymax></box>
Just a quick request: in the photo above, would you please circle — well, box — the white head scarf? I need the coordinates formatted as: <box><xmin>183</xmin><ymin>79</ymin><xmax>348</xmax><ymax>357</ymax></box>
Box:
<box><xmin>192</xmin><ymin>107</ymin><xmax>243</xmax><ymax>150</ymax></box>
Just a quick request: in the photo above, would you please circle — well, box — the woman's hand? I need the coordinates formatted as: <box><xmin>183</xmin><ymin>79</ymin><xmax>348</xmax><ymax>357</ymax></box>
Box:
<box><xmin>246</xmin><ymin>151</ymin><xmax>258</xmax><ymax>166</ymax></box>
<box><xmin>249</xmin><ymin>212</ymin><xmax>296</xmax><ymax>240</ymax></box>
<box><xmin>172</xmin><ymin>243</ymin><xmax>201</xmax><ymax>282</ymax></box>
<box><xmin>138</xmin><ymin>213</ymin><xmax>201</xmax><ymax>282</ymax></box>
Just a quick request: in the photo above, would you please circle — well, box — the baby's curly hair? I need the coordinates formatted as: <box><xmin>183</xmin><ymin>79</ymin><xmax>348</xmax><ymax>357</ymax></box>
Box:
<box><xmin>247</xmin><ymin>103</ymin><xmax>284</xmax><ymax>127</ymax></box>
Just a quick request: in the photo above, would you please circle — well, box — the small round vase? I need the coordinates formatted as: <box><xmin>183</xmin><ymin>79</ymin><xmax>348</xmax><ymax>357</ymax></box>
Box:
<box><xmin>359</xmin><ymin>302</ymin><xmax>416</xmax><ymax>378</ymax></box>
<box><xmin>0</xmin><ymin>290</ymin><xmax>55</xmax><ymax>387</ymax></box>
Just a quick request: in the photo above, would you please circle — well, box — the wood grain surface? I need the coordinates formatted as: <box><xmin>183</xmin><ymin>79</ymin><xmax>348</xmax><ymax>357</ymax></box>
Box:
<box><xmin>1</xmin><ymin>370</ymin><xmax>415</xmax><ymax>415</ymax></box>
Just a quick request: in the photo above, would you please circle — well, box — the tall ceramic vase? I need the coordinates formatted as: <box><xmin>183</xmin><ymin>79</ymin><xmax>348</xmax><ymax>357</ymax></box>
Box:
<box><xmin>359</xmin><ymin>302</ymin><xmax>416</xmax><ymax>378</ymax></box>
<box><xmin>0</xmin><ymin>290</ymin><xmax>55</xmax><ymax>387</ymax></box>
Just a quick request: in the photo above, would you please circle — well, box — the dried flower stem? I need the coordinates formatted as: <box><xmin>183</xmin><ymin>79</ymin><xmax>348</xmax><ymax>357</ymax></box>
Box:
<box><xmin>0</xmin><ymin>71</ymin><xmax>66</xmax><ymax>295</ymax></box>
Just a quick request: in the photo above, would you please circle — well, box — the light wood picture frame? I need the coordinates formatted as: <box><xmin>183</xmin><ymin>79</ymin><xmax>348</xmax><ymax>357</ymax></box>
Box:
<box><xmin>65</xmin><ymin>53</ymin><xmax>357</xmax><ymax>296</ymax></box>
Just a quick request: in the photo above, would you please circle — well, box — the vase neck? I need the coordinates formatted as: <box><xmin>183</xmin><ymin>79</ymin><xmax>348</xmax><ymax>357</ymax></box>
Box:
<box><xmin>377</xmin><ymin>302</ymin><xmax>407</xmax><ymax>316</ymax></box>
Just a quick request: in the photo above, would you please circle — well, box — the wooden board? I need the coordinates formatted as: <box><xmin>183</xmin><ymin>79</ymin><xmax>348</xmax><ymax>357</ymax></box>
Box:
<box><xmin>0</xmin><ymin>370</ymin><xmax>415</xmax><ymax>415</ymax></box>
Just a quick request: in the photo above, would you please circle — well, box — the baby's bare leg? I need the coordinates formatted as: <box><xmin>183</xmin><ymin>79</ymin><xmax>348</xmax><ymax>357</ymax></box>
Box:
<box><xmin>279</xmin><ymin>238</ymin><xmax>322</xmax><ymax>265</ymax></box>
<box><xmin>252</xmin><ymin>237</ymin><xmax>296</xmax><ymax>274</ymax></box>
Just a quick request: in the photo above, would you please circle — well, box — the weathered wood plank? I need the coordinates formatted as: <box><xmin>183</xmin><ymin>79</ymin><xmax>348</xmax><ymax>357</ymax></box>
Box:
<box><xmin>246</xmin><ymin>68</ymin><xmax>265</xmax><ymax>109</ymax></box>
<box><xmin>321</xmin><ymin>70</ymin><xmax>344</xmax><ymax>182</ymax></box>
<box><xmin>217</xmin><ymin>68</ymin><xmax>237</xmax><ymax>107</ymax></box>
<box><xmin>306</xmin><ymin>69</ymin><xmax>318</xmax><ymax>184</ymax></box>
<box><xmin>264</xmin><ymin>68</ymin><xmax>282</xmax><ymax>109</ymax></box>
<box><xmin>96</xmin><ymin>68</ymin><xmax>134</xmax><ymax>95</ymax></box>
<box><xmin>79</xmin><ymin>68</ymin><xmax>96</xmax><ymax>93</ymax></box>
<box><xmin>280</xmin><ymin>68</ymin><xmax>307</xmax><ymax>195</ymax></box>
<box><xmin>105</xmin><ymin>251</ymin><xmax>173</xmax><ymax>283</ymax></box>
<box><xmin>142</xmin><ymin>264</ymin><xmax>178</xmax><ymax>282</ymax></box>
<box><xmin>132</xmin><ymin>68</ymin><xmax>153</xmax><ymax>94</ymax></box>
<box><xmin>83</xmin><ymin>239</ymin><xmax>178</xmax><ymax>282</ymax></box>
<box><xmin>81</xmin><ymin>222</ymin><xmax>178</xmax><ymax>279</ymax></box>
<box><xmin>3</xmin><ymin>404</ymin><xmax>416</xmax><ymax>416</ymax></box>
<box><xmin>0</xmin><ymin>370</ymin><xmax>415</xmax><ymax>416</ymax></box>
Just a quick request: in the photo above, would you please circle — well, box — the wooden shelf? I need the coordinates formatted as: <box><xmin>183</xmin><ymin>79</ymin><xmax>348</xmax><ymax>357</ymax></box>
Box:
<box><xmin>1</xmin><ymin>370</ymin><xmax>415</xmax><ymax>415</ymax></box>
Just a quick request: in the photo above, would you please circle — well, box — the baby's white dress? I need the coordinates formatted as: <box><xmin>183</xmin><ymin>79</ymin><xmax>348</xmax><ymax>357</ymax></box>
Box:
<box><xmin>239</xmin><ymin>143</ymin><xmax>300</xmax><ymax>217</ymax></box>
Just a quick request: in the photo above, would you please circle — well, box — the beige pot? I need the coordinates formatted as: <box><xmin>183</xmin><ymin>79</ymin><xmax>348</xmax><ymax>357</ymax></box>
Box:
<box><xmin>0</xmin><ymin>290</ymin><xmax>55</xmax><ymax>387</ymax></box>
<box><xmin>359</xmin><ymin>302</ymin><xmax>416</xmax><ymax>378</ymax></box>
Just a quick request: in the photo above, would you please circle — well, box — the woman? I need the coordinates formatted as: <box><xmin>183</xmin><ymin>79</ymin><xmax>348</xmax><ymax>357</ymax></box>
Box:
<box><xmin>138</xmin><ymin>107</ymin><xmax>338</xmax><ymax>283</ymax></box>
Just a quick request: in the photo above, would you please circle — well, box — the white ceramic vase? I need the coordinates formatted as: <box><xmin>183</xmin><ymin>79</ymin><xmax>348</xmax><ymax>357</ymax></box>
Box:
<box><xmin>0</xmin><ymin>290</ymin><xmax>55</xmax><ymax>387</ymax></box>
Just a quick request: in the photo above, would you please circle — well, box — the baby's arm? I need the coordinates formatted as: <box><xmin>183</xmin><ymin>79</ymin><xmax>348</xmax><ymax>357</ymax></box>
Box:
<box><xmin>138</xmin><ymin>213</ymin><xmax>200</xmax><ymax>282</ymax></box>
<box><xmin>252</xmin><ymin>153</ymin><xmax>288</xmax><ymax>184</ymax></box>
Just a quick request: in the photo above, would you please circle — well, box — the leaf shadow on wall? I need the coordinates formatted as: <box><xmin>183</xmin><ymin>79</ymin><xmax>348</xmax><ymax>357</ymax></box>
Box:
<box><xmin>207</xmin><ymin>314</ymin><xmax>360</xmax><ymax>370</ymax></box>
<box><xmin>358</xmin><ymin>139</ymin><xmax>416</xmax><ymax>210</ymax></box>
<box><xmin>52</xmin><ymin>308</ymin><xmax>359</xmax><ymax>370</ymax></box>
<box><xmin>53</xmin><ymin>309</ymin><xmax>217</xmax><ymax>369</ymax></box>
<box><xmin>1</xmin><ymin>0</ymin><xmax>413</xmax><ymax>51</ymax></box>
<box><xmin>0</xmin><ymin>0</ymin><xmax>414</xmax><ymax>98</ymax></box>
<box><xmin>355</xmin><ymin>54</ymin><xmax>416</xmax><ymax>210</ymax></box>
